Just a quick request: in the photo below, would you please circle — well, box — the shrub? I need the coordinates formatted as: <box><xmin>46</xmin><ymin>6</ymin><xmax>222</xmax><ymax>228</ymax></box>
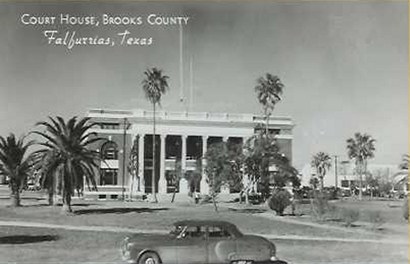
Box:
<box><xmin>268</xmin><ymin>188</ymin><xmax>291</xmax><ymax>216</ymax></box>
<box><xmin>311</xmin><ymin>192</ymin><xmax>329</xmax><ymax>221</ymax></box>
<box><xmin>367</xmin><ymin>211</ymin><xmax>385</xmax><ymax>230</ymax></box>
<box><xmin>340</xmin><ymin>208</ymin><xmax>360</xmax><ymax>227</ymax></box>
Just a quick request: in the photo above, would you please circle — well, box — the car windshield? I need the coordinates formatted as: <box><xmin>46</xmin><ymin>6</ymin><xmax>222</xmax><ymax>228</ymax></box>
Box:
<box><xmin>169</xmin><ymin>225</ymin><xmax>186</xmax><ymax>237</ymax></box>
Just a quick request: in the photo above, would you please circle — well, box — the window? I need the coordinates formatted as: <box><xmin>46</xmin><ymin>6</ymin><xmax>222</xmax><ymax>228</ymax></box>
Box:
<box><xmin>101</xmin><ymin>141</ymin><xmax>118</xmax><ymax>160</ymax></box>
<box><xmin>100</xmin><ymin>169</ymin><xmax>118</xmax><ymax>185</ymax></box>
<box><xmin>99</xmin><ymin>123</ymin><xmax>120</xmax><ymax>129</ymax></box>
<box><xmin>341</xmin><ymin>180</ymin><xmax>349</xmax><ymax>188</ymax></box>
<box><xmin>177</xmin><ymin>225</ymin><xmax>206</xmax><ymax>239</ymax></box>
<box><xmin>208</xmin><ymin>226</ymin><xmax>232</xmax><ymax>238</ymax></box>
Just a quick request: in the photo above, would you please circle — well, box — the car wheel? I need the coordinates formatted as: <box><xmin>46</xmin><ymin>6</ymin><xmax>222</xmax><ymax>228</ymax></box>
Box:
<box><xmin>138</xmin><ymin>252</ymin><xmax>161</xmax><ymax>264</ymax></box>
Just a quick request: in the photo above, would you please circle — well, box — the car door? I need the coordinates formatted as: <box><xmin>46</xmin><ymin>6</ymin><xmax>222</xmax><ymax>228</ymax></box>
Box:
<box><xmin>206</xmin><ymin>225</ymin><xmax>237</xmax><ymax>264</ymax></box>
<box><xmin>175</xmin><ymin>225</ymin><xmax>207</xmax><ymax>264</ymax></box>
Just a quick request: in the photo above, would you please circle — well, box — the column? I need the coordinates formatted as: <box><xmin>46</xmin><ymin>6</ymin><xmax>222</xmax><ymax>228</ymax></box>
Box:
<box><xmin>200</xmin><ymin>136</ymin><xmax>209</xmax><ymax>194</ymax></box>
<box><xmin>138</xmin><ymin>134</ymin><xmax>145</xmax><ymax>193</ymax></box>
<box><xmin>179</xmin><ymin>135</ymin><xmax>188</xmax><ymax>193</ymax></box>
<box><xmin>159</xmin><ymin>134</ymin><xmax>167</xmax><ymax>194</ymax></box>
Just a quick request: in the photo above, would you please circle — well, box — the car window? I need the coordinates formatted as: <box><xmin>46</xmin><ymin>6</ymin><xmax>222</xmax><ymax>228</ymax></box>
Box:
<box><xmin>178</xmin><ymin>225</ymin><xmax>206</xmax><ymax>239</ymax></box>
<box><xmin>208</xmin><ymin>226</ymin><xmax>232</xmax><ymax>238</ymax></box>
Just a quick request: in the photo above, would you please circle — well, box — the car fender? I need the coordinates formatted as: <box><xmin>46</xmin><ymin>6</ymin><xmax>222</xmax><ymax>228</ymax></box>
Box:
<box><xmin>136</xmin><ymin>249</ymin><xmax>162</xmax><ymax>263</ymax></box>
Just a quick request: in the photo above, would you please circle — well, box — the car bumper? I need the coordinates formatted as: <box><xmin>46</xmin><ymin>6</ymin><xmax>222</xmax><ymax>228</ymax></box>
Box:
<box><xmin>231</xmin><ymin>260</ymin><xmax>288</xmax><ymax>264</ymax></box>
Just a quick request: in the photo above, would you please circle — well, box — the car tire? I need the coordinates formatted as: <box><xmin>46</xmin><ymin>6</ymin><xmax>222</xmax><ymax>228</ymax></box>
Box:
<box><xmin>138</xmin><ymin>252</ymin><xmax>161</xmax><ymax>264</ymax></box>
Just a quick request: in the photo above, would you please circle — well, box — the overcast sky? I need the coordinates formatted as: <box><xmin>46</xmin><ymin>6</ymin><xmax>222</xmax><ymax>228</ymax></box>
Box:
<box><xmin>0</xmin><ymin>1</ymin><xmax>407</xmax><ymax>169</ymax></box>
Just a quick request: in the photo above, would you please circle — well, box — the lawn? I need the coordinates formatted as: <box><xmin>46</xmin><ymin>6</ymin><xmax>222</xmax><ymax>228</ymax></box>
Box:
<box><xmin>0</xmin><ymin>198</ymin><xmax>387</xmax><ymax>240</ymax></box>
<box><xmin>0</xmin><ymin>225</ymin><xmax>407</xmax><ymax>264</ymax></box>
<box><xmin>0</xmin><ymin>189</ymin><xmax>407</xmax><ymax>264</ymax></box>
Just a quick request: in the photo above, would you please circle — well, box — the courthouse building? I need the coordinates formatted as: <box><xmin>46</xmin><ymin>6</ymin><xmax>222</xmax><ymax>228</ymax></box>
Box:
<box><xmin>86</xmin><ymin>108</ymin><xmax>294</xmax><ymax>198</ymax></box>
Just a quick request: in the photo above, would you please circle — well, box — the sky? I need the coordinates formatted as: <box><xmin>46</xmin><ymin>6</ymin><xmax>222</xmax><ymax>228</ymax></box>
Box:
<box><xmin>0</xmin><ymin>1</ymin><xmax>408</xmax><ymax>169</ymax></box>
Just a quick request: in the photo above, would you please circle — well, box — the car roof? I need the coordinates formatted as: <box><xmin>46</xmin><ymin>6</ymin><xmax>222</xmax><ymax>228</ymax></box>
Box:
<box><xmin>173</xmin><ymin>220</ymin><xmax>238</xmax><ymax>229</ymax></box>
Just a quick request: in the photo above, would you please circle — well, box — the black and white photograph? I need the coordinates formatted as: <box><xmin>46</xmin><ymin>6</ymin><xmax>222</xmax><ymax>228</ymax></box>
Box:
<box><xmin>0</xmin><ymin>1</ymin><xmax>408</xmax><ymax>263</ymax></box>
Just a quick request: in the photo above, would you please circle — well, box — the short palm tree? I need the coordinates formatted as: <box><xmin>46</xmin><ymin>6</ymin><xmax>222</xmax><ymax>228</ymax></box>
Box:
<box><xmin>0</xmin><ymin>134</ymin><xmax>34</xmax><ymax>207</ymax></box>
<box><xmin>142</xmin><ymin>67</ymin><xmax>169</xmax><ymax>203</ymax></box>
<box><xmin>399</xmin><ymin>154</ymin><xmax>409</xmax><ymax>170</ymax></box>
<box><xmin>255</xmin><ymin>73</ymin><xmax>284</xmax><ymax>134</ymax></box>
<box><xmin>311</xmin><ymin>152</ymin><xmax>332</xmax><ymax>191</ymax></box>
<box><xmin>33</xmin><ymin>116</ymin><xmax>103</xmax><ymax>213</ymax></box>
<box><xmin>346</xmin><ymin>132</ymin><xmax>376</xmax><ymax>200</ymax></box>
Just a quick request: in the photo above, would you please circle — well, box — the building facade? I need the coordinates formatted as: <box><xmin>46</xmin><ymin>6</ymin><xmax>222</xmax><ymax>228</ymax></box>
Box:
<box><xmin>86</xmin><ymin>109</ymin><xmax>294</xmax><ymax>197</ymax></box>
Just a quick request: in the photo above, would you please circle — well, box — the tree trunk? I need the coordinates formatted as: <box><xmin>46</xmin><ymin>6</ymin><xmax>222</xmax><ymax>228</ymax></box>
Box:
<box><xmin>10</xmin><ymin>191</ymin><xmax>20</xmax><ymax>207</ymax></box>
<box><xmin>62</xmin><ymin>193</ymin><xmax>72</xmax><ymax>213</ymax></box>
<box><xmin>358</xmin><ymin>163</ymin><xmax>363</xmax><ymax>200</ymax></box>
<box><xmin>245</xmin><ymin>190</ymin><xmax>250</xmax><ymax>205</ymax></box>
<box><xmin>211</xmin><ymin>193</ymin><xmax>218</xmax><ymax>212</ymax></box>
<box><xmin>265</xmin><ymin>108</ymin><xmax>269</xmax><ymax>135</ymax></box>
<box><xmin>320</xmin><ymin>176</ymin><xmax>324</xmax><ymax>192</ymax></box>
<box><xmin>171</xmin><ymin>184</ymin><xmax>177</xmax><ymax>203</ymax></box>
<box><xmin>48</xmin><ymin>190</ymin><xmax>54</xmax><ymax>206</ymax></box>
<box><xmin>151</xmin><ymin>103</ymin><xmax>158</xmax><ymax>203</ymax></box>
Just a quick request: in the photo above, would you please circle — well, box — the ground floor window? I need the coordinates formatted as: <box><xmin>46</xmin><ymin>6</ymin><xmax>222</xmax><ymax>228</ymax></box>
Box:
<box><xmin>100</xmin><ymin>169</ymin><xmax>118</xmax><ymax>185</ymax></box>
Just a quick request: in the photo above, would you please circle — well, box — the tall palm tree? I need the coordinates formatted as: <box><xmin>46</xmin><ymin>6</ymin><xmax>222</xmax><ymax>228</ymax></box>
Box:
<box><xmin>142</xmin><ymin>67</ymin><xmax>169</xmax><ymax>203</ymax></box>
<box><xmin>255</xmin><ymin>73</ymin><xmax>284</xmax><ymax>134</ymax></box>
<box><xmin>311</xmin><ymin>152</ymin><xmax>332</xmax><ymax>191</ymax></box>
<box><xmin>346</xmin><ymin>132</ymin><xmax>376</xmax><ymax>200</ymax></box>
<box><xmin>33</xmin><ymin>116</ymin><xmax>103</xmax><ymax>213</ymax></box>
<box><xmin>0</xmin><ymin>134</ymin><xmax>34</xmax><ymax>207</ymax></box>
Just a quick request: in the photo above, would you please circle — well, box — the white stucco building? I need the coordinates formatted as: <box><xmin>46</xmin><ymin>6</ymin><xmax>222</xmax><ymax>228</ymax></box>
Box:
<box><xmin>86</xmin><ymin>108</ymin><xmax>294</xmax><ymax>198</ymax></box>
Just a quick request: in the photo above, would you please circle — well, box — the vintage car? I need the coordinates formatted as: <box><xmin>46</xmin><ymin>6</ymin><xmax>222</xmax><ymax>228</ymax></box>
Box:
<box><xmin>120</xmin><ymin>220</ymin><xmax>287</xmax><ymax>264</ymax></box>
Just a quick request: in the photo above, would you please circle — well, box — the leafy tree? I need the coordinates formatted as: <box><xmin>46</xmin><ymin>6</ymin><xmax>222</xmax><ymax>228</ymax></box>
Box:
<box><xmin>170</xmin><ymin>157</ymin><xmax>182</xmax><ymax>203</ymax></box>
<box><xmin>0</xmin><ymin>134</ymin><xmax>35</xmax><ymax>207</ymax></box>
<box><xmin>309</xmin><ymin>177</ymin><xmax>319</xmax><ymax>189</ymax></box>
<box><xmin>33</xmin><ymin>116</ymin><xmax>103</xmax><ymax>213</ymax></box>
<box><xmin>127</xmin><ymin>136</ymin><xmax>140</xmax><ymax>200</ymax></box>
<box><xmin>205</xmin><ymin>142</ymin><xmax>242</xmax><ymax>211</ymax></box>
<box><xmin>364</xmin><ymin>171</ymin><xmax>379</xmax><ymax>198</ymax></box>
<box><xmin>141</xmin><ymin>67</ymin><xmax>169</xmax><ymax>203</ymax></box>
<box><xmin>244</xmin><ymin>133</ymin><xmax>298</xmax><ymax>203</ymax></box>
<box><xmin>311</xmin><ymin>152</ymin><xmax>332</xmax><ymax>191</ymax></box>
<box><xmin>346</xmin><ymin>132</ymin><xmax>376</xmax><ymax>200</ymax></box>
<box><xmin>255</xmin><ymin>73</ymin><xmax>284</xmax><ymax>134</ymax></box>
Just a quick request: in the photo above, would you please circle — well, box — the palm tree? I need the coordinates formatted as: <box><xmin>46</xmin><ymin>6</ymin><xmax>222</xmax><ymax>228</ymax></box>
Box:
<box><xmin>0</xmin><ymin>134</ymin><xmax>34</xmax><ymax>207</ymax></box>
<box><xmin>346</xmin><ymin>132</ymin><xmax>376</xmax><ymax>200</ymax></box>
<box><xmin>33</xmin><ymin>116</ymin><xmax>103</xmax><ymax>213</ymax></box>
<box><xmin>399</xmin><ymin>154</ymin><xmax>409</xmax><ymax>170</ymax></box>
<box><xmin>142</xmin><ymin>67</ymin><xmax>169</xmax><ymax>203</ymax></box>
<box><xmin>255</xmin><ymin>73</ymin><xmax>284</xmax><ymax>134</ymax></box>
<box><xmin>311</xmin><ymin>152</ymin><xmax>332</xmax><ymax>191</ymax></box>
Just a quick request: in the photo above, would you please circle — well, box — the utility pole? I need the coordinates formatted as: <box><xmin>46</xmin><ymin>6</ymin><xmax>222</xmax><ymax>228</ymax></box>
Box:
<box><xmin>334</xmin><ymin>155</ymin><xmax>338</xmax><ymax>189</ymax></box>
<box><xmin>122</xmin><ymin>118</ymin><xmax>128</xmax><ymax>201</ymax></box>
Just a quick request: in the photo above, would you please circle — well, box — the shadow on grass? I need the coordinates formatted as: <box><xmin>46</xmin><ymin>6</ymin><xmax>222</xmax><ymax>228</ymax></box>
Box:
<box><xmin>20</xmin><ymin>203</ymin><xmax>95</xmax><ymax>208</ymax></box>
<box><xmin>74</xmin><ymin>207</ymin><xmax>169</xmax><ymax>215</ymax></box>
<box><xmin>0</xmin><ymin>235</ymin><xmax>58</xmax><ymax>244</ymax></box>
<box><xmin>228</xmin><ymin>208</ymin><xmax>267</xmax><ymax>214</ymax></box>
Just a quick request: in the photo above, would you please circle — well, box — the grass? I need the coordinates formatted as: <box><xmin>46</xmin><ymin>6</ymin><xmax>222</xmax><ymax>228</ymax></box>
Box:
<box><xmin>0</xmin><ymin>225</ymin><xmax>407</xmax><ymax>264</ymax></box>
<box><xmin>0</xmin><ymin>199</ymin><xmax>383</xmax><ymax>240</ymax></box>
<box><xmin>0</xmin><ymin>188</ymin><xmax>407</xmax><ymax>263</ymax></box>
